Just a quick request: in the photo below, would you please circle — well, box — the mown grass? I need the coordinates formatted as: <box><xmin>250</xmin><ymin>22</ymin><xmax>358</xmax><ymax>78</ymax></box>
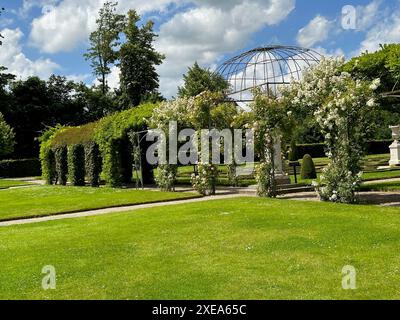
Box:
<box><xmin>1</xmin><ymin>197</ymin><xmax>400</xmax><ymax>300</ymax></box>
<box><xmin>0</xmin><ymin>186</ymin><xmax>198</xmax><ymax>221</ymax></box>
<box><xmin>174</xmin><ymin>154</ymin><xmax>400</xmax><ymax>187</ymax></box>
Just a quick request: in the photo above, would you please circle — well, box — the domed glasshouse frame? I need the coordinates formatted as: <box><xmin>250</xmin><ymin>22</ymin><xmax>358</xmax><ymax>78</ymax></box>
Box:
<box><xmin>217</xmin><ymin>45</ymin><xmax>322</xmax><ymax>103</ymax></box>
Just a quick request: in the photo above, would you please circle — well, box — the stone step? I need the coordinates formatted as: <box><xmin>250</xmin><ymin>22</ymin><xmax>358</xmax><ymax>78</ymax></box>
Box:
<box><xmin>232</xmin><ymin>185</ymin><xmax>315</xmax><ymax>195</ymax></box>
<box><xmin>276</xmin><ymin>186</ymin><xmax>315</xmax><ymax>195</ymax></box>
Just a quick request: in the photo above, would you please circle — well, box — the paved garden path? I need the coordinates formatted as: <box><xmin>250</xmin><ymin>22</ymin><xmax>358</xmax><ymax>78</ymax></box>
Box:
<box><xmin>363</xmin><ymin>177</ymin><xmax>400</xmax><ymax>185</ymax></box>
<box><xmin>0</xmin><ymin>193</ymin><xmax>249</xmax><ymax>227</ymax></box>
<box><xmin>2</xmin><ymin>177</ymin><xmax>400</xmax><ymax>227</ymax></box>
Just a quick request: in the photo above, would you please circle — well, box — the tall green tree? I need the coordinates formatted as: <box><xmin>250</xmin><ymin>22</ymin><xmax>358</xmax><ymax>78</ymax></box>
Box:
<box><xmin>0</xmin><ymin>112</ymin><xmax>15</xmax><ymax>157</ymax></box>
<box><xmin>178</xmin><ymin>62</ymin><xmax>229</xmax><ymax>98</ymax></box>
<box><xmin>119</xmin><ymin>10</ymin><xmax>165</xmax><ymax>107</ymax></box>
<box><xmin>73</xmin><ymin>83</ymin><xmax>117</xmax><ymax>121</ymax></box>
<box><xmin>84</xmin><ymin>1</ymin><xmax>125</xmax><ymax>94</ymax></box>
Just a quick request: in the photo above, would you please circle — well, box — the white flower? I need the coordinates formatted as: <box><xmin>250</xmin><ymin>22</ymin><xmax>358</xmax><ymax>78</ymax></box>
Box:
<box><xmin>366</xmin><ymin>99</ymin><xmax>375</xmax><ymax>107</ymax></box>
<box><xmin>330</xmin><ymin>194</ymin><xmax>338</xmax><ymax>201</ymax></box>
<box><xmin>370</xmin><ymin>78</ymin><xmax>381</xmax><ymax>91</ymax></box>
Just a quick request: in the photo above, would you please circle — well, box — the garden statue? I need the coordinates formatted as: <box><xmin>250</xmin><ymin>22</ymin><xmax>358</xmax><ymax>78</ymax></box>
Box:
<box><xmin>389</xmin><ymin>125</ymin><xmax>400</xmax><ymax>166</ymax></box>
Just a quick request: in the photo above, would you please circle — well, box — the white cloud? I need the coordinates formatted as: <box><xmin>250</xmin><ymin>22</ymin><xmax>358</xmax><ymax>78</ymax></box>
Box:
<box><xmin>66</xmin><ymin>73</ymin><xmax>91</xmax><ymax>83</ymax></box>
<box><xmin>297</xmin><ymin>15</ymin><xmax>333</xmax><ymax>48</ymax></box>
<box><xmin>0</xmin><ymin>28</ymin><xmax>59</xmax><ymax>79</ymax></box>
<box><xmin>29</xmin><ymin>0</ymin><xmax>183</xmax><ymax>54</ymax></box>
<box><xmin>156</xmin><ymin>0</ymin><xmax>295</xmax><ymax>97</ymax></box>
<box><xmin>314</xmin><ymin>46</ymin><xmax>345</xmax><ymax>58</ymax></box>
<box><xmin>358</xmin><ymin>9</ymin><xmax>400</xmax><ymax>53</ymax></box>
<box><xmin>27</xmin><ymin>0</ymin><xmax>295</xmax><ymax>97</ymax></box>
<box><xmin>356</xmin><ymin>0</ymin><xmax>382</xmax><ymax>31</ymax></box>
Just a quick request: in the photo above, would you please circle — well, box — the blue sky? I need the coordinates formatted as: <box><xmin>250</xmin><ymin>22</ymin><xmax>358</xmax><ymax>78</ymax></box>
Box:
<box><xmin>0</xmin><ymin>0</ymin><xmax>399</xmax><ymax>97</ymax></box>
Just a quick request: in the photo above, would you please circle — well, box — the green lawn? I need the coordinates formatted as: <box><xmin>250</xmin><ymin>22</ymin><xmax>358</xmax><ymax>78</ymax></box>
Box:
<box><xmin>360</xmin><ymin>181</ymin><xmax>400</xmax><ymax>192</ymax></box>
<box><xmin>0</xmin><ymin>186</ymin><xmax>199</xmax><ymax>221</ymax></box>
<box><xmin>0</xmin><ymin>179</ymin><xmax>33</xmax><ymax>189</ymax></box>
<box><xmin>174</xmin><ymin>154</ymin><xmax>400</xmax><ymax>187</ymax></box>
<box><xmin>1</xmin><ymin>197</ymin><xmax>400</xmax><ymax>300</ymax></box>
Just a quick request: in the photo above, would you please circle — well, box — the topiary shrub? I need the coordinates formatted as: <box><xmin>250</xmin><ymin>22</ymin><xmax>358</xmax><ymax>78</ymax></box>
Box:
<box><xmin>101</xmin><ymin>141</ymin><xmax>122</xmax><ymax>187</ymax></box>
<box><xmin>39</xmin><ymin>127</ymin><xmax>61</xmax><ymax>185</ymax></box>
<box><xmin>301</xmin><ymin>154</ymin><xmax>317</xmax><ymax>179</ymax></box>
<box><xmin>42</xmin><ymin>149</ymin><xmax>56</xmax><ymax>184</ymax></box>
<box><xmin>288</xmin><ymin>139</ymin><xmax>299</xmax><ymax>162</ymax></box>
<box><xmin>68</xmin><ymin>144</ymin><xmax>85</xmax><ymax>186</ymax></box>
<box><xmin>84</xmin><ymin>141</ymin><xmax>102</xmax><ymax>187</ymax></box>
<box><xmin>54</xmin><ymin>146</ymin><xmax>68</xmax><ymax>185</ymax></box>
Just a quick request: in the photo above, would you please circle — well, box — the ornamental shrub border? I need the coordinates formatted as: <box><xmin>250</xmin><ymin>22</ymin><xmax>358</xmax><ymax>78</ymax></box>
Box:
<box><xmin>290</xmin><ymin>140</ymin><xmax>392</xmax><ymax>159</ymax></box>
<box><xmin>54</xmin><ymin>146</ymin><xmax>68</xmax><ymax>185</ymax></box>
<box><xmin>68</xmin><ymin>144</ymin><xmax>85</xmax><ymax>186</ymax></box>
<box><xmin>0</xmin><ymin>158</ymin><xmax>41</xmax><ymax>178</ymax></box>
<box><xmin>39</xmin><ymin>103</ymin><xmax>156</xmax><ymax>187</ymax></box>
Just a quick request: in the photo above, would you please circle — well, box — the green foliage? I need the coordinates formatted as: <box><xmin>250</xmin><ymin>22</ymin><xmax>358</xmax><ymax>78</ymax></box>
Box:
<box><xmin>178</xmin><ymin>62</ymin><xmax>229</xmax><ymax>97</ymax></box>
<box><xmin>84</xmin><ymin>142</ymin><xmax>102</xmax><ymax>187</ymax></box>
<box><xmin>54</xmin><ymin>146</ymin><xmax>68</xmax><ymax>185</ymax></box>
<box><xmin>0</xmin><ymin>112</ymin><xmax>15</xmax><ymax>156</ymax></box>
<box><xmin>39</xmin><ymin>127</ymin><xmax>60</xmax><ymax>184</ymax></box>
<box><xmin>343</xmin><ymin>44</ymin><xmax>400</xmax><ymax>140</ymax></box>
<box><xmin>94</xmin><ymin>103</ymin><xmax>155</xmax><ymax>186</ymax></box>
<box><xmin>255</xmin><ymin>162</ymin><xmax>276</xmax><ymax>198</ymax></box>
<box><xmin>300</xmin><ymin>154</ymin><xmax>317</xmax><ymax>179</ymax></box>
<box><xmin>343</xmin><ymin>44</ymin><xmax>400</xmax><ymax>92</ymax></box>
<box><xmin>119</xmin><ymin>10</ymin><xmax>165</xmax><ymax>106</ymax></box>
<box><xmin>101</xmin><ymin>141</ymin><xmax>122</xmax><ymax>187</ymax></box>
<box><xmin>191</xmin><ymin>163</ymin><xmax>218</xmax><ymax>196</ymax></box>
<box><xmin>68</xmin><ymin>144</ymin><xmax>85</xmax><ymax>186</ymax></box>
<box><xmin>51</xmin><ymin>122</ymin><xmax>99</xmax><ymax>148</ymax></box>
<box><xmin>84</xmin><ymin>1</ymin><xmax>125</xmax><ymax>94</ymax></box>
<box><xmin>0</xmin><ymin>159</ymin><xmax>41</xmax><ymax>178</ymax></box>
<box><xmin>155</xmin><ymin>164</ymin><xmax>177</xmax><ymax>192</ymax></box>
<box><xmin>39</xmin><ymin>103</ymin><xmax>156</xmax><ymax>187</ymax></box>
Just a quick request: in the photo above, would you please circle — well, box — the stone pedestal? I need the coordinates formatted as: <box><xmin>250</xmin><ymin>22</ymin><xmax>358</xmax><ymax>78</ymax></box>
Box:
<box><xmin>389</xmin><ymin>141</ymin><xmax>400</xmax><ymax>166</ymax></box>
<box><xmin>389</xmin><ymin>126</ymin><xmax>400</xmax><ymax>167</ymax></box>
<box><xmin>274</xmin><ymin>137</ymin><xmax>291</xmax><ymax>185</ymax></box>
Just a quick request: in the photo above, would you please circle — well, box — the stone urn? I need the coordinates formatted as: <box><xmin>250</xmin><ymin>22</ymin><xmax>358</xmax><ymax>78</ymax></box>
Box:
<box><xmin>390</xmin><ymin>125</ymin><xmax>400</xmax><ymax>141</ymax></box>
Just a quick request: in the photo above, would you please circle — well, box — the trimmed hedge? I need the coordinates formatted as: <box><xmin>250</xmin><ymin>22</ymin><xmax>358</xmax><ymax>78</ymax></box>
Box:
<box><xmin>84</xmin><ymin>142</ymin><xmax>102</xmax><ymax>187</ymax></box>
<box><xmin>68</xmin><ymin>144</ymin><xmax>85</xmax><ymax>186</ymax></box>
<box><xmin>45</xmin><ymin>103</ymin><xmax>156</xmax><ymax>187</ymax></box>
<box><xmin>296</xmin><ymin>143</ymin><xmax>326</xmax><ymax>159</ymax></box>
<box><xmin>294</xmin><ymin>140</ymin><xmax>393</xmax><ymax>159</ymax></box>
<box><xmin>0</xmin><ymin>158</ymin><xmax>41</xmax><ymax>178</ymax></box>
<box><xmin>366</xmin><ymin>140</ymin><xmax>392</xmax><ymax>155</ymax></box>
<box><xmin>54</xmin><ymin>146</ymin><xmax>68</xmax><ymax>185</ymax></box>
<box><xmin>51</xmin><ymin>122</ymin><xmax>99</xmax><ymax>148</ymax></box>
<box><xmin>102</xmin><ymin>141</ymin><xmax>123</xmax><ymax>187</ymax></box>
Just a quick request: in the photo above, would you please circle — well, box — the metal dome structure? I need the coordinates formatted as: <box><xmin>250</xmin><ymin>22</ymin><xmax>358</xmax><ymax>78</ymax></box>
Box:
<box><xmin>217</xmin><ymin>45</ymin><xmax>321</xmax><ymax>103</ymax></box>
